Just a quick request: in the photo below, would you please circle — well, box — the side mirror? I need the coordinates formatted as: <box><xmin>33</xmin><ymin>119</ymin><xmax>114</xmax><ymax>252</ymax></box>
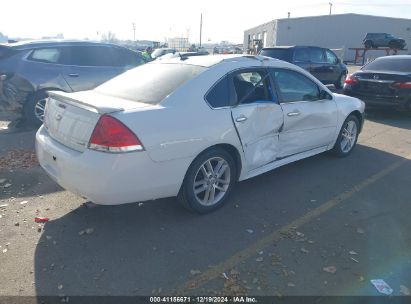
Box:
<box><xmin>320</xmin><ymin>90</ymin><xmax>333</xmax><ymax>100</ymax></box>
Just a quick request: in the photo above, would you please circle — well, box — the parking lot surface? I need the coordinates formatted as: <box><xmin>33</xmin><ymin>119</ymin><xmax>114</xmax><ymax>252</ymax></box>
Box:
<box><xmin>0</xmin><ymin>109</ymin><xmax>411</xmax><ymax>298</ymax></box>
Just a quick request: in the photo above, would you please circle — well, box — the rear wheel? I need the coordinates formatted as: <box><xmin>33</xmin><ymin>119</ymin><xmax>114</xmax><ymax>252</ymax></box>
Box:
<box><xmin>178</xmin><ymin>148</ymin><xmax>237</xmax><ymax>214</ymax></box>
<box><xmin>331</xmin><ymin>115</ymin><xmax>360</xmax><ymax>157</ymax></box>
<box><xmin>23</xmin><ymin>91</ymin><xmax>48</xmax><ymax>126</ymax></box>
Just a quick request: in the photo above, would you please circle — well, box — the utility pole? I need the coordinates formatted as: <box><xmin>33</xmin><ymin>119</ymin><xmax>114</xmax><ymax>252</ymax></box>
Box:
<box><xmin>132</xmin><ymin>23</ymin><xmax>136</xmax><ymax>41</ymax></box>
<box><xmin>287</xmin><ymin>12</ymin><xmax>290</xmax><ymax>18</ymax></box>
<box><xmin>329</xmin><ymin>2</ymin><xmax>333</xmax><ymax>15</ymax></box>
<box><xmin>199</xmin><ymin>13</ymin><xmax>203</xmax><ymax>48</ymax></box>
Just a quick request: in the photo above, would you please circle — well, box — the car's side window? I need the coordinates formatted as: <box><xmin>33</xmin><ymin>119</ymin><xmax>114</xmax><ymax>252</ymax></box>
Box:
<box><xmin>325</xmin><ymin>50</ymin><xmax>338</xmax><ymax>65</ymax></box>
<box><xmin>29</xmin><ymin>48</ymin><xmax>61</xmax><ymax>64</ymax></box>
<box><xmin>60</xmin><ymin>46</ymin><xmax>115</xmax><ymax>67</ymax></box>
<box><xmin>111</xmin><ymin>48</ymin><xmax>146</xmax><ymax>68</ymax></box>
<box><xmin>294</xmin><ymin>48</ymin><xmax>309</xmax><ymax>62</ymax></box>
<box><xmin>309</xmin><ymin>48</ymin><xmax>326</xmax><ymax>63</ymax></box>
<box><xmin>271</xmin><ymin>69</ymin><xmax>320</xmax><ymax>103</ymax></box>
<box><xmin>232</xmin><ymin>70</ymin><xmax>274</xmax><ymax>105</ymax></box>
<box><xmin>205</xmin><ymin>75</ymin><xmax>230</xmax><ymax>108</ymax></box>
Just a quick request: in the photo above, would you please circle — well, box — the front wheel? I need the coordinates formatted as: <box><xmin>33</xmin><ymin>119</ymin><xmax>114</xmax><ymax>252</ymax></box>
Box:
<box><xmin>334</xmin><ymin>73</ymin><xmax>346</xmax><ymax>90</ymax></box>
<box><xmin>331</xmin><ymin>115</ymin><xmax>360</xmax><ymax>157</ymax></box>
<box><xmin>178</xmin><ymin>148</ymin><xmax>237</xmax><ymax>214</ymax></box>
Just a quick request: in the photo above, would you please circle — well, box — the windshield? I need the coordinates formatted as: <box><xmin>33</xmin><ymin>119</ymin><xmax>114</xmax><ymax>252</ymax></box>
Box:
<box><xmin>259</xmin><ymin>49</ymin><xmax>290</xmax><ymax>61</ymax></box>
<box><xmin>95</xmin><ymin>63</ymin><xmax>206</xmax><ymax>104</ymax></box>
<box><xmin>362</xmin><ymin>57</ymin><xmax>411</xmax><ymax>73</ymax></box>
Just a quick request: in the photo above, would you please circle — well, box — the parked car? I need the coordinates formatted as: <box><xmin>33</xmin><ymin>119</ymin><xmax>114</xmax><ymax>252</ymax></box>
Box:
<box><xmin>343</xmin><ymin>55</ymin><xmax>411</xmax><ymax>111</ymax></box>
<box><xmin>259</xmin><ymin>46</ymin><xmax>348</xmax><ymax>89</ymax></box>
<box><xmin>363</xmin><ymin>33</ymin><xmax>406</xmax><ymax>49</ymax></box>
<box><xmin>151</xmin><ymin>48</ymin><xmax>177</xmax><ymax>60</ymax></box>
<box><xmin>0</xmin><ymin>40</ymin><xmax>147</xmax><ymax>125</ymax></box>
<box><xmin>36</xmin><ymin>55</ymin><xmax>364</xmax><ymax>214</ymax></box>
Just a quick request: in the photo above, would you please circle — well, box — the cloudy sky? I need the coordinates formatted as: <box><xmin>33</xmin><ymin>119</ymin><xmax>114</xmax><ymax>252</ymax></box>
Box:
<box><xmin>1</xmin><ymin>0</ymin><xmax>410</xmax><ymax>43</ymax></box>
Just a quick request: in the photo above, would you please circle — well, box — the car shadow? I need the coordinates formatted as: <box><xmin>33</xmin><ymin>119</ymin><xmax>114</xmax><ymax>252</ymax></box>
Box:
<box><xmin>365</xmin><ymin>107</ymin><xmax>411</xmax><ymax>131</ymax></box>
<box><xmin>33</xmin><ymin>144</ymin><xmax>411</xmax><ymax>297</ymax></box>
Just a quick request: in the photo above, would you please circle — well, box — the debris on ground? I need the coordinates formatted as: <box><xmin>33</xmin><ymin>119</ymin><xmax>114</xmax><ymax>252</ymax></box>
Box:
<box><xmin>323</xmin><ymin>266</ymin><xmax>337</xmax><ymax>274</ymax></box>
<box><xmin>78</xmin><ymin>228</ymin><xmax>94</xmax><ymax>235</ymax></box>
<box><xmin>349</xmin><ymin>250</ymin><xmax>358</xmax><ymax>255</ymax></box>
<box><xmin>57</xmin><ymin>284</ymin><xmax>63</xmax><ymax>290</ymax></box>
<box><xmin>34</xmin><ymin>217</ymin><xmax>49</xmax><ymax>223</ymax></box>
<box><xmin>400</xmin><ymin>285</ymin><xmax>410</xmax><ymax>296</ymax></box>
<box><xmin>350</xmin><ymin>257</ymin><xmax>359</xmax><ymax>263</ymax></box>
<box><xmin>0</xmin><ymin>178</ymin><xmax>7</xmax><ymax>184</ymax></box>
<box><xmin>287</xmin><ymin>282</ymin><xmax>296</xmax><ymax>287</ymax></box>
<box><xmin>3</xmin><ymin>183</ymin><xmax>11</xmax><ymax>188</ymax></box>
<box><xmin>2</xmin><ymin>248</ymin><xmax>7</xmax><ymax>253</ymax></box>
<box><xmin>356</xmin><ymin>228</ymin><xmax>365</xmax><ymax>234</ymax></box>
<box><xmin>296</xmin><ymin>231</ymin><xmax>305</xmax><ymax>237</ymax></box>
<box><xmin>370</xmin><ymin>279</ymin><xmax>393</xmax><ymax>295</ymax></box>
<box><xmin>14</xmin><ymin>222</ymin><xmax>19</xmax><ymax>226</ymax></box>
<box><xmin>20</xmin><ymin>200</ymin><xmax>28</xmax><ymax>205</ymax></box>
<box><xmin>190</xmin><ymin>269</ymin><xmax>201</xmax><ymax>276</ymax></box>
<box><xmin>255</xmin><ymin>257</ymin><xmax>263</xmax><ymax>262</ymax></box>
<box><xmin>0</xmin><ymin>204</ymin><xmax>8</xmax><ymax>208</ymax></box>
<box><xmin>300</xmin><ymin>247</ymin><xmax>309</xmax><ymax>254</ymax></box>
<box><xmin>0</xmin><ymin>149</ymin><xmax>38</xmax><ymax>170</ymax></box>
<box><xmin>246</xmin><ymin>229</ymin><xmax>254</xmax><ymax>234</ymax></box>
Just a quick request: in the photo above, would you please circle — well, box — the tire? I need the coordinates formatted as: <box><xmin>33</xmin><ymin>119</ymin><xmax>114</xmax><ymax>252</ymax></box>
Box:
<box><xmin>177</xmin><ymin>147</ymin><xmax>237</xmax><ymax>214</ymax></box>
<box><xmin>23</xmin><ymin>91</ymin><xmax>48</xmax><ymax>126</ymax></box>
<box><xmin>364</xmin><ymin>41</ymin><xmax>372</xmax><ymax>49</ymax></box>
<box><xmin>331</xmin><ymin>115</ymin><xmax>360</xmax><ymax>157</ymax></box>
<box><xmin>334</xmin><ymin>73</ymin><xmax>346</xmax><ymax>90</ymax></box>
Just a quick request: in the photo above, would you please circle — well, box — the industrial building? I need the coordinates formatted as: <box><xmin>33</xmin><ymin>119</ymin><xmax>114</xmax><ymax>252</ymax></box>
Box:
<box><xmin>244</xmin><ymin>13</ymin><xmax>411</xmax><ymax>62</ymax></box>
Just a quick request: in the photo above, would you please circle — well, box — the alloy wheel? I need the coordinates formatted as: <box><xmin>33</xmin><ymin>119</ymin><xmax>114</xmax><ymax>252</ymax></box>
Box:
<box><xmin>340</xmin><ymin>120</ymin><xmax>358</xmax><ymax>153</ymax></box>
<box><xmin>34</xmin><ymin>98</ymin><xmax>47</xmax><ymax>122</ymax></box>
<box><xmin>193</xmin><ymin>157</ymin><xmax>231</xmax><ymax>206</ymax></box>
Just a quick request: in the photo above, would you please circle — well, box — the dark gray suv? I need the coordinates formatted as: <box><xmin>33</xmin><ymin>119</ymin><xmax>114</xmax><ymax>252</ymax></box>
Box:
<box><xmin>0</xmin><ymin>40</ymin><xmax>146</xmax><ymax>125</ymax></box>
<box><xmin>363</xmin><ymin>33</ymin><xmax>406</xmax><ymax>49</ymax></box>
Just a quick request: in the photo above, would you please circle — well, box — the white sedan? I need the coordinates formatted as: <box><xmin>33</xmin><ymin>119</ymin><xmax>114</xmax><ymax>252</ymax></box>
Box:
<box><xmin>36</xmin><ymin>55</ymin><xmax>365</xmax><ymax>213</ymax></box>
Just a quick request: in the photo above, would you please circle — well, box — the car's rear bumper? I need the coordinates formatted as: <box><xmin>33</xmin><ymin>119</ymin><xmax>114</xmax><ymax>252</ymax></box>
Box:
<box><xmin>36</xmin><ymin>125</ymin><xmax>189</xmax><ymax>205</ymax></box>
<box><xmin>343</xmin><ymin>88</ymin><xmax>410</xmax><ymax>108</ymax></box>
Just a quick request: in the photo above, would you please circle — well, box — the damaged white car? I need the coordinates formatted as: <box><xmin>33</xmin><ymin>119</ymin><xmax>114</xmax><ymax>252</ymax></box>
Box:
<box><xmin>36</xmin><ymin>55</ymin><xmax>365</xmax><ymax>213</ymax></box>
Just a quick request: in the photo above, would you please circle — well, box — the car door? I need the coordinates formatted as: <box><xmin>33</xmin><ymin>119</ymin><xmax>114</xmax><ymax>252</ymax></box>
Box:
<box><xmin>307</xmin><ymin>47</ymin><xmax>329</xmax><ymax>82</ymax></box>
<box><xmin>230</xmin><ymin>68</ymin><xmax>284</xmax><ymax>171</ymax></box>
<box><xmin>324</xmin><ymin>49</ymin><xmax>341</xmax><ymax>83</ymax></box>
<box><xmin>292</xmin><ymin>47</ymin><xmax>311</xmax><ymax>73</ymax></box>
<box><xmin>60</xmin><ymin>45</ymin><xmax>124</xmax><ymax>92</ymax></box>
<box><xmin>270</xmin><ymin>68</ymin><xmax>338</xmax><ymax>157</ymax></box>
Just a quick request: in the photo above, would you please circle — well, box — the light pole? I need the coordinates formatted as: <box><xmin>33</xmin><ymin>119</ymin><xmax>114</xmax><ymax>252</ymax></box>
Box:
<box><xmin>329</xmin><ymin>2</ymin><xmax>333</xmax><ymax>15</ymax></box>
<box><xmin>132</xmin><ymin>23</ymin><xmax>136</xmax><ymax>41</ymax></box>
<box><xmin>199</xmin><ymin>13</ymin><xmax>203</xmax><ymax>48</ymax></box>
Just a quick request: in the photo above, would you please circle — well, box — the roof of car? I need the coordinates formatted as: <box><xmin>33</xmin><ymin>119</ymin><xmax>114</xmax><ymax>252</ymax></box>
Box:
<box><xmin>262</xmin><ymin>46</ymin><xmax>323</xmax><ymax>49</ymax></box>
<box><xmin>374</xmin><ymin>55</ymin><xmax>411</xmax><ymax>60</ymax></box>
<box><xmin>153</xmin><ymin>54</ymin><xmax>291</xmax><ymax>68</ymax></box>
<box><xmin>6</xmin><ymin>39</ymin><xmax>121</xmax><ymax>50</ymax></box>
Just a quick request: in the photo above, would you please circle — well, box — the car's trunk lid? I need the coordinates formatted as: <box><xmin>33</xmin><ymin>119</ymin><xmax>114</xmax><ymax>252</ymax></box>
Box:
<box><xmin>355</xmin><ymin>71</ymin><xmax>410</xmax><ymax>95</ymax></box>
<box><xmin>45</xmin><ymin>90</ymin><xmax>150</xmax><ymax>152</ymax></box>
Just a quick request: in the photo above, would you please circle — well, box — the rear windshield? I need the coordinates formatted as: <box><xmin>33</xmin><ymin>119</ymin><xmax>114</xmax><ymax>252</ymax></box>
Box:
<box><xmin>362</xmin><ymin>57</ymin><xmax>411</xmax><ymax>73</ymax></box>
<box><xmin>259</xmin><ymin>49</ymin><xmax>290</xmax><ymax>61</ymax></box>
<box><xmin>95</xmin><ymin>63</ymin><xmax>206</xmax><ymax>104</ymax></box>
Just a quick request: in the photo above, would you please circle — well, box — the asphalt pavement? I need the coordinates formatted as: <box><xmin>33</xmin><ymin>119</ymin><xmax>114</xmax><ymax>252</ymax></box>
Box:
<box><xmin>0</xmin><ymin>108</ymin><xmax>410</xmax><ymax>299</ymax></box>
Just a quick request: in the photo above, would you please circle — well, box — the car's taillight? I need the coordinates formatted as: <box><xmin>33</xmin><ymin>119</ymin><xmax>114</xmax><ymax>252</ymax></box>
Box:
<box><xmin>88</xmin><ymin>115</ymin><xmax>144</xmax><ymax>153</ymax></box>
<box><xmin>344</xmin><ymin>74</ymin><xmax>359</xmax><ymax>85</ymax></box>
<box><xmin>391</xmin><ymin>82</ymin><xmax>411</xmax><ymax>89</ymax></box>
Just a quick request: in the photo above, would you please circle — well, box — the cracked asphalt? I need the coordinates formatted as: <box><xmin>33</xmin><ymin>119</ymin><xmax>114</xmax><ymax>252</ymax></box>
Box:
<box><xmin>0</xmin><ymin>108</ymin><xmax>411</xmax><ymax>299</ymax></box>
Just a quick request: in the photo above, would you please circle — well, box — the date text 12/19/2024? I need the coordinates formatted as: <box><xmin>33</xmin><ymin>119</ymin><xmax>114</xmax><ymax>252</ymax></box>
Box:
<box><xmin>149</xmin><ymin>296</ymin><xmax>258</xmax><ymax>303</ymax></box>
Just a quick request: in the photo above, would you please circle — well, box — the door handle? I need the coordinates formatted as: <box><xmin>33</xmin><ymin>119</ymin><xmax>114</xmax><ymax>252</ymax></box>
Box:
<box><xmin>68</xmin><ymin>73</ymin><xmax>79</xmax><ymax>77</ymax></box>
<box><xmin>287</xmin><ymin>111</ymin><xmax>301</xmax><ymax>117</ymax></box>
<box><xmin>235</xmin><ymin>115</ymin><xmax>248</xmax><ymax>122</ymax></box>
